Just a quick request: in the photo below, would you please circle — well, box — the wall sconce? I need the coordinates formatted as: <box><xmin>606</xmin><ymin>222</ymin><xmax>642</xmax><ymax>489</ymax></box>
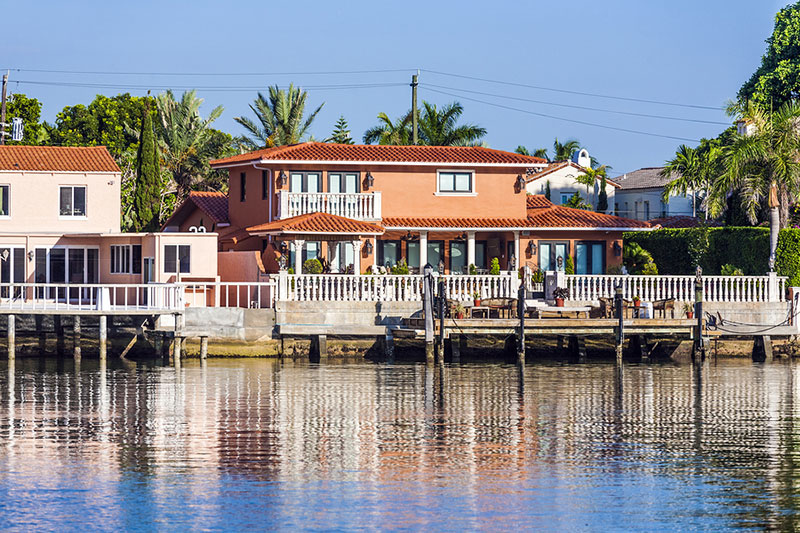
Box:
<box><xmin>27</xmin><ymin>250</ymin><xmax>34</xmax><ymax>261</ymax></box>
<box><xmin>613</xmin><ymin>242</ymin><xmax>622</xmax><ymax>256</ymax></box>
<box><xmin>277</xmin><ymin>171</ymin><xmax>287</xmax><ymax>188</ymax></box>
<box><xmin>515</xmin><ymin>174</ymin><xmax>526</xmax><ymax>193</ymax></box>
<box><xmin>364</xmin><ymin>239</ymin><xmax>373</xmax><ymax>255</ymax></box>
<box><xmin>527</xmin><ymin>241</ymin><xmax>536</xmax><ymax>255</ymax></box>
<box><xmin>279</xmin><ymin>241</ymin><xmax>288</xmax><ymax>254</ymax></box>
<box><xmin>364</xmin><ymin>171</ymin><xmax>374</xmax><ymax>190</ymax></box>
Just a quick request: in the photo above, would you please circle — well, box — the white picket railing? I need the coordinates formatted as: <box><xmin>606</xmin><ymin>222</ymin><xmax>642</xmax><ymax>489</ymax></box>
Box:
<box><xmin>566</xmin><ymin>274</ymin><xmax>787</xmax><ymax>303</ymax></box>
<box><xmin>0</xmin><ymin>283</ymin><xmax>184</xmax><ymax>311</ymax></box>
<box><xmin>440</xmin><ymin>274</ymin><xmax>514</xmax><ymax>300</ymax></box>
<box><xmin>278</xmin><ymin>191</ymin><xmax>381</xmax><ymax>220</ymax></box>
<box><xmin>178</xmin><ymin>282</ymin><xmax>277</xmax><ymax>308</ymax></box>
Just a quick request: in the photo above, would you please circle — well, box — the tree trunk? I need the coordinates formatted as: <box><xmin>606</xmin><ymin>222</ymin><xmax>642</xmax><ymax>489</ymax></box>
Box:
<box><xmin>769</xmin><ymin>206</ymin><xmax>779</xmax><ymax>272</ymax></box>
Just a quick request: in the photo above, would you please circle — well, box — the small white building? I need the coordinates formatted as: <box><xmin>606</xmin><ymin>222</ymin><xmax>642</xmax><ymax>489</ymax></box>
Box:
<box><xmin>611</xmin><ymin>167</ymin><xmax>697</xmax><ymax>221</ymax></box>
<box><xmin>524</xmin><ymin>150</ymin><xmax>618</xmax><ymax>213</ymax></box>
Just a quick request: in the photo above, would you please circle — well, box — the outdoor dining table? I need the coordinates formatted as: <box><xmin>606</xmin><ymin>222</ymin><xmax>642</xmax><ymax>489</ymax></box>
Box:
<box><xmin>533</xmin><ymin>305</ymin><xmax>592</xmax><ymax>319</ymax></box>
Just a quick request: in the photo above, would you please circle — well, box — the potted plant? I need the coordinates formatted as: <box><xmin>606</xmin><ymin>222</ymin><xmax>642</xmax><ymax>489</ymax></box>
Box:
<box><xmin>473</xmin><ymin>291</ymin><xmax>482</xmax><ymax>307</ymax></box>
<box><xmin>454</xmin><ymin>302</ymin><xmax>465</xmax><ymax>319</ymax></box>
<box><xmin>684</xmin><ymin>302</ymin><xmax>694</xmax><ymax>319</ymax></box>
<box><xmin>633</xmin><ymin>295</ymin><xmax>641</xmax><ymax>307</ymax></box>
<box><xmin>552</xmin><ymin>287</ymin><xmax>569</xmax><ymax>307</ymax></box>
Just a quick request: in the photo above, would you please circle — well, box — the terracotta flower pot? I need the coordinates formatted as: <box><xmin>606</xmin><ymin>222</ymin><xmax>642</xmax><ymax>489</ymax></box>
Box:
<box><xmin>474</xmin><ymin>299</ymin><xmax>481</xmax><ymax>307</ymax></box>
<box><xmin>457</xmin><ymin>312</ymin><xmax>464</xmax><ymax>319</ymax></box>
<box><xmin>687</xmin><ymin>311</ymin><xmax>694</xmax><ymax>319</ymax></box>
<box><xmin>555</xmin><ymin>297</ymin><xmax>565</xmax><ymax>307</ymax></box>
<box><xmin>634</xmin><ymin>300</ymin><xmax>641</xmax><ymax>307</ymax></box>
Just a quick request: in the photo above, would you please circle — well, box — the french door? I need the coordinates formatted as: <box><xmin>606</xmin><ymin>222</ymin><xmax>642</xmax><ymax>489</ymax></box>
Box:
<box><xmin>35</xmin><ymin>247</ymin><xmax>99</xmax><ymax>301</ymax></box>
<box><xmin>539</xmin><ymin>242</ymin><xmax>569</xmax><ymax>272</ymax></box>
<box><xmin>0</xmin><ymin>247</ymin><xmax>25</xmax><ymax>298</ymax></box>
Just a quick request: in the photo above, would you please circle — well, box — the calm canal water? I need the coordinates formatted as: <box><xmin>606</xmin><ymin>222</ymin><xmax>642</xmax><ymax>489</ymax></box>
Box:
<box><xmin>0</xmin><ymin>357</ymin><xmax>797</xmax><ymax>531</ymax></box>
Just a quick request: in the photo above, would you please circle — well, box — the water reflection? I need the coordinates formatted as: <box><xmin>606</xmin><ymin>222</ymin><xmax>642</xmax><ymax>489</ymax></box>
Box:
<box><xmin>0</xmin><ymin>358</ymin><xmax>798</xmax><ymax>529</ymax></box>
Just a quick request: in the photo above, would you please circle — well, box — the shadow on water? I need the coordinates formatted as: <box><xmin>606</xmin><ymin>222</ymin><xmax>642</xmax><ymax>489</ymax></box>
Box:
<box><xmin>0</xmin><ymin>355</ymin><xmax>799</xmax><ymax>529</ymax></box>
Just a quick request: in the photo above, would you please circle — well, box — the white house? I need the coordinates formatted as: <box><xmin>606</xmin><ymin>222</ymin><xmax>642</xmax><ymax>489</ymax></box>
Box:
<box><xmin>611</xmin><ymin>167</ymin><xmax>697</xmax><ymax>221</ymax></box>
<box><xmin>524</xmin><ymin>149</ymin><xmax>617</xmax><ymax>213</ymax></box>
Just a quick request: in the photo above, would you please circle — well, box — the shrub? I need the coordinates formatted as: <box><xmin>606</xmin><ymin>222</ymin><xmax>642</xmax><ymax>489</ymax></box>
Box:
<box><xmin>607</xmin><ymin>264</ymin><xmax>624</xmax><ymax>274</ymax></box>
<box><xmin>776</xmin><ymin>228</ymin><xmax>800</xmax><ymax>286</ymax></box>
<box><xmin>721</xmin><ymin>264</ymin><xmax>744</xmax><ymax>276</ymax></box>
<box><xmin>531</xmin><ymin>268</ymin><xmax>544</xmax><ymax>283</ymax></box>
<box><xmin>641</xmin><ymin>261</ymin><xmax>659</xmax><ymax>275</ymax></box>
<box><xmin>302</xmin><ymin>258</ymin><xmax>323</xmax><ymax>274</ymax></box>
<box><xmin>565</xmin><ymin>255</ymin><xmax>575</xmax><ymax>275</ymax></box>
<box><xmin>469</xmin><ymin>263</ymin><xmax>477</xmax><ymax>275</ymax></box>
<box><xmin>391</xmin><ymin>259</ymin><xmax>409</xmax><ymax>275</ymax></box>
<box><xmin>490</xmin><ymin>257</ymin><xmax>500</xmax><ymax>275</ymax></box>
<box><xmin>288</xmin><ymin>266</ymin><xmax>295</xmax><ymax>275</ymax></box>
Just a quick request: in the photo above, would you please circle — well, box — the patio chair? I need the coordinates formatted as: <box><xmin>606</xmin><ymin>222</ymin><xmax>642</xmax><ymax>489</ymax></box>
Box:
<box><xmin>652</xmin><ymin>298</ymin><xmax>676</xmax><ymax>319</ymax></box>
<box><xmin>597</xmin><ymin>297</ymin><xmax>614</xmax><ymax>318</ymax></box>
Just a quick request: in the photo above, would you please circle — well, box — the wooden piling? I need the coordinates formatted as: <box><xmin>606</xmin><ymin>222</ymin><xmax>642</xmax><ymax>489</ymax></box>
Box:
<box><xmin>615</xmin><ymin>286</ymin><xmax>624</xmax><ymax>364</ymax></box>
<box><xmin>517</xmin><ymin>281</ymin><xmax>525</xmax><ymax>366</ymax></box>
<box><xmin>450</xmin><ymin>334</ymin><xmax>461</xmax><ymax>363</ymax></box>
<box><xmin>692</xmin><ymin>266</ymin><xmax>706</xmax><ymax>362</ymax></box>
<box><xmin>73</xmin><ymin>315</ymin><xmax>81</xmax><ymax>359</ymax></box>
<box><xmin>7</xmin><ymin>314</ymin><xmax>15</xmax><ymax>359</ymax></box>
<box><xmin>54</xmin><ymin>316</ymin><xmax>64</xmax><ymax>356</ymax></box>
<box><xmin>569</xmin><ymin>335</ymin><xmax>587</xmax><ymax>363</ymax></box>
<box><xmin>200</xmin><ymin>336</ymin><xmax>208</xmax><ymax>360</ymax></box>
<box><xmin>423</xmin><ymin>266</ymin><xmax>435</xmax><ymax>365</ymax></box>
<box><xmin>99</xmin><ymin>315</ymin><xmax>107</xmax><ymax>360</ymax></box>
<box><xmin>753</xmin><ymin>335</ymin><xmax>773</xmax><ymax>363</ymax></box>
<box><xmin>315</xmin><ymin>334</ymin><xmax>328</xmax><ymax>360</ymax></box>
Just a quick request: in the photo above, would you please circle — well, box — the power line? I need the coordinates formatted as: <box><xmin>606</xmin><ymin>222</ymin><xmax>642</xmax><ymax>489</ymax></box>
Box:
<box><xmin>422</xmin><ymin>69</ymin><xmax>725</xmax><ymax>111</ymax></box>
<box><xmin>423</xmin><ymin>86</ymin><xmax>702</xmax><ymax>143</ymax></box>
<box><xmin>16</xmin><ymin>79</ymin><xmax>407</xmax><ymax>92</ymax></box>
<box><xmin>422</xmin><ymin>83</ymin><xmax>730</xmax><ymax>126</ymax></box>
<box><xmin>9</xmin><ymin>67</ymin><xmax>414</xmax><ymax>76</ymax></box>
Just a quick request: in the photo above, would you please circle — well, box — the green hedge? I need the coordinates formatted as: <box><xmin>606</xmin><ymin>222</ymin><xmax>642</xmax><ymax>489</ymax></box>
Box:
<box><xmin>624</xmin><ymin>227</ymin><xmax>770</xmax><ymax>275</ymax></box>
<box><xmin>776</xmin><ymin>229</ymin><xmax>800</xmax><ymax>286</ymax></box>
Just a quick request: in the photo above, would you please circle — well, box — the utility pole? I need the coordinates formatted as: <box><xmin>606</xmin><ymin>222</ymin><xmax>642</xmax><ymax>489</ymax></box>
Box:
<box><xmin>0</xmin><ymin>71</ymin><xmax>8</xmax><ymax>146</ymax></box>
<box><xmin>411</xmin><ymin>72</ymin><xmax>419</xmax><ymax>145</ymax></box>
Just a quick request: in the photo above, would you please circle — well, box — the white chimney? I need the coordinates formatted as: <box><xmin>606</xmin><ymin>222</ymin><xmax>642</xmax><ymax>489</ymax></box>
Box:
<box><xmin>572</xmin><ymin>148</ymin><xmax>591</xmax><ymax>168</ymax></box>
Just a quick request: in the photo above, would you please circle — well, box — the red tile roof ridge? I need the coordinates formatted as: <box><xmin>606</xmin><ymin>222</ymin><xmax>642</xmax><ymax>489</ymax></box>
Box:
<box><xmin>247</xmin><ymin>211</ymin><xmax>385</xmax><ymax>234</ymax></box>
<box><xmin>0</xmin><ymin>145</ymin><xmax>120</xmax><ymax>173</ymax></box>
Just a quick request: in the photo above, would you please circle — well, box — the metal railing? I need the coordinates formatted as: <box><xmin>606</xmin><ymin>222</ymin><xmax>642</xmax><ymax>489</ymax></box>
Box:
<box><xmin>0</xmin><ymin>283</ymin><xmax>184</xmax><ymax>311</ymax></box>
<box><xmin>178</xmin><ymin>282</ymin><xmax>276</xmax><ymax>308</ymax></box>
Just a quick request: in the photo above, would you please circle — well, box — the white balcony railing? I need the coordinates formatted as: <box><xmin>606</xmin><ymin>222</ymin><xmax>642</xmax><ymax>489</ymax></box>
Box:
<box><xmin>277</xmin><ymin>191</ymin><xmax>381</xmax><ymax>220</ymax></box>
<box><xmin>0</xmin><ymin>283</ymin><xmax>184</xmax><ymax>312</ymax></box>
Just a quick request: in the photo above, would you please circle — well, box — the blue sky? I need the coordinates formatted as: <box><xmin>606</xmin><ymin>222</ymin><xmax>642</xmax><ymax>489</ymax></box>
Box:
<box><xmin>1</xmin><ymin>0</ymin><xmax>789</xmax><ymax>177</ymax></box>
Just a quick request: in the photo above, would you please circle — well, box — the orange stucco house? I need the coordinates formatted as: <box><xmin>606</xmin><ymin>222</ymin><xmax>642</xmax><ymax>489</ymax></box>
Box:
<box><xmin>0</xmin><ymin>145</ymin><xmax>218</xmax><ymax>290</ymax></box>
<box><xmin>165</xmin><ymin>142</ymin><xmax>650</xmax><ymax>277</ymax></box>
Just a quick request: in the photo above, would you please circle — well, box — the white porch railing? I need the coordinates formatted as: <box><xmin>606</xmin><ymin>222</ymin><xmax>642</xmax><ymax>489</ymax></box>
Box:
<box><xmin>276</xmin><ymin>273</ymin><xmax>517</xmax><ymax>302</ymax></box>
<box><xmin>277</xmin><ymin>191</ymin><xmax>382</xmax><ymax>220</ymax></box>
<box><xmin>0</xmin><ymin>283</ymin><xmax>184</xmax><ymax>311</ymax></box>
<box><xmin>178</xmin><ymin>282</ymin><xmax>277</xmax><ymax>309</ymax></box>
<box><xmin>566</xmin><ymin>274</ymin><xmax>787</xmax><ymax>303</ymax></box>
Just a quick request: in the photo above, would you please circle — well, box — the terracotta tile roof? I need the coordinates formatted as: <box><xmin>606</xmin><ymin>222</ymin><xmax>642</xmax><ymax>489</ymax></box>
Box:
<box><xmin>0</xmin><ymin>145</ymin><xmax>119</xmax><ymax>172</ymax></box>
<box><xmin>383</xmin><ymin>216</ymin><xmax>532</xmax><ymax>229</ymax></box>
<box><xmin>525</xmin><ymin>161</ymin><xmax>621</xmax><ymax>188</ymax></box>
<box><xmin>247</xmin><ymin>212</ymin><xmax>385</xmax><ymax>235</ymax></box>
<box><xmin>218</xmin><ymin>227</ymin><xmax>252</xmax><ymax>244</ymax></box>
<box><xmin>210</xmin><ymin>142</ymin><xmax>547</xmax><ymax>167</ymax></box>
<box><xmin>187</xmin><ymin>191</ymin><xmax>229</xmax><ymax>223</ymax></box>
<box><xmin>526</xmin><ymin>195</ymin><xmax>650</xmax><ymax>229</ymax></box>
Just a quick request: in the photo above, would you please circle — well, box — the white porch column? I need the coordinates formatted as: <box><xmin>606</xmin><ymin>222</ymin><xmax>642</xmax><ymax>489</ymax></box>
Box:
<box><xmin>352</xmin><ymin>239</ymin><xmax>363</xmax><ymax>275</ymax></box>
<box><xmin>467</xmin><ymin>231</ymin><xmax>476</xmax><ymax>269</ymax></box>
<box><xmin>293</xmin><ymin>239</ymin><xmax>305</xmax><ymax>274</ymax></box>
<box><xmin>419</xmin><ymin>231</ymin><xmax>428</xmax><ymax>269</ymax></box>
<box><xmin>372</xmin><ymin>237</ymin><xmax>378</xmax><ymax>270</ymax></box>
<box><xmin>329</xmin><ymin>241</ymin><xmax>340</xmax><ymax>273</ymax></box>
<box><xmin>513</xmin><ymin>231</ymin><xmax>520</xmax><ymax>270</ymax></box>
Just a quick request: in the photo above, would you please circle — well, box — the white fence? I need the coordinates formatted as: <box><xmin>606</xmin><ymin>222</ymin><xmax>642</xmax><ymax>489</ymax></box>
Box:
<box><xmin>277</xmin><ymin>191</ymin><xmax>381</xmax><ymax>220</ymax></box>
<box><xmin>179</xmin><ymin>282</ymin><xmax>276</xmax><ymax>308</ymax></box>
<box><xmin>0</xmin><ymin>283</ymin><xmax>184</xmax><ymax>311</ymax></box>
<box><xmin>566</xmin><ymin>274</ymin><xmax>788</xmax><ymax>303</ymax></box>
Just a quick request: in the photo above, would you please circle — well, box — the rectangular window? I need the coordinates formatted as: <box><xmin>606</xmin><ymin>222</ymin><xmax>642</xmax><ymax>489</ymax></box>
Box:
<box><xmin>437</xmin><ymin>171</ymin><xmax>473</xmax><ymax>193</ymax></box>
<box><xmin>379</xmin><ymin>240</ymin><xmax>401</xmax><ymax>267</ymax></box>
<box><xmin>110</xmin><ymin>244</ymin><xmax>138</xmax><ymax>274</ymax></box>
<box><xmin>475</xmin><ymin>241</ymin><xmax>487</xmax><ymax>270</ymax></box>
<box><xmin>328</xmin><ymin>172</ymin><xmax>360</xmax><ymax>193</ymax></box>
<box><xmin>560</xmin><ymin>192</ymin><xmax>574</xmax><ymax>205</ymax></box>
<box><xmin>60</xmin><ymin>186</ymin><xmax>86</xmax><ymax>216</ymax></box>
<box><xmin>262</xmin><ymin>170</ymin><xmax>268</xmax><ymax>200</ymax></box>
<box><xmin>290</xmin><ymin>171</ymin><xmax>322</xmax><ymax>193</ymax></box>
<box><xmin>164</xmin><ymin>245</ymin><xmax>191</xmax><ymax>274</ymax></box>
<box><xmin>450</xmin><ymin>241</ymin><xmax>467</xmax><ymax>273</ymax></box>
<box><xmin>408</xmin><ymin>241</ymin><xmax>420</xmax><ymax>269</ymax></box>
<box><xmin>132</xmin><ymin>244</ymin><xmax>142</xmax><ymax>274</ymax></box>
<box><xmin>644</xmin><ymin>201</ymin><xmax>650</xmax><ymax>220</ymax></box>
<box><xmin>240</xmin><ymin>172</ymin><xmax>246</xmax><ymax>202</ymax></box>
<box><xmin>428</xmin><ymin>241</ymin><xmax>444</xmax><ymax>269</ymax></box>
<box><xmin>539</xmin><ymin>241</ymin><xmax>569</xmax><ymax>272</ymax></box>
<box><xmin>575</xmin><ymin>242</ymin><xmax>605</xmax><ymax>274</ymax></box>
<box><xmin>0</xmin><ymin>184</ymin><xmax>9</xmax><ymax>216</ymax></box>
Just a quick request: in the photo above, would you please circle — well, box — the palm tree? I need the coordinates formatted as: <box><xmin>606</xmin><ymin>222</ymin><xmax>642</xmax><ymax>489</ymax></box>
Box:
<box><xmin>235</xmin><ymin>84</ymin><xmax>324</xmax><ymax>149</ymax></box>
<box><xmin>515</xmin><ymin>145</ymin><xmax>550</xmax><ymax>160</ymax></box>
<box><xmin>154</xmin><ymin>89</ymin><xmax>224</xmax><ymax>201</ymax></box>
<box><xmin>363</xmin><ymin>111</ymin><xmax>413</xmax><ymax>145</ymax></box>
<box><xmin>418</xmin><ymin>101</ymin><xmax>486</xmax><ymax>146</ymax></box>
<box><xmin>552</xmin><ymin>138</ymin><xmax>581</xmax><ymax>161</ymax></box>
<box><xmin>709</xmin><ymin>99</ymin><xmax>800</xmax><ymax>270</ymax></box>
<box><xmin>575</xmin><ymin>165</ymin><xmax>608</xmax><ymax>209</ymax></box>
<box><xmin>662</xmin><ymin>145</ymin><xmax>702</xmax><ymax>217</ymax></box>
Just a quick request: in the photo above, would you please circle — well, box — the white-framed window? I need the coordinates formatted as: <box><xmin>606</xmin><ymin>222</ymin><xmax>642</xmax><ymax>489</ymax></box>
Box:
<box><xmin>59</xmin><ymin>186</ymin><xmax>86</xmax><ymax>217</ymax></box>
<box><xmin>110</xmin><ymin>244</ymin><xmax>142</xmax><ymax>274</ymax></box>
<box><xmin>436</xmin><ymin>171</ymin><xmax>474</xmax><ymax>194</ymax></box>
<box><xmin>164</xmin><ymin>244</ymin><xmax>190</xmax><ymax>274</ymax></box>
<box><xmin>0</xmin><ymin>185</ymin><xmax>10</xmax><ymax>217</ymax></box>
<box><xmin>560</xmin><ymin>192</ymin><xmax>576</xmax><ymax>205</ymax></box>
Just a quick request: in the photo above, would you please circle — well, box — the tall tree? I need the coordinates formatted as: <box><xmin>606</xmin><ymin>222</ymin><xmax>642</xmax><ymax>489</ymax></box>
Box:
<box><xmin>515</xmin><ymin>145</ymin><xmax>549</xmax><ymax>160</ymax></box>
<box><xmin>418</xmin><ymin>101</ymin><xmax>486</xmax><ymax>146</ymax></box>
<box><xmin>154</xmin><ymin>89</ymin><xmax>225</xmax><ymax>202</ymax></box>
<box><xmin>3</xmin><ymin>93</ymin><xmax>47</xmax><ymax>145</ymax></box>
<box><xmin>363</xmin><ymin>111</ymin><xmax>413</xmax><ymax>145</ymax></box>
<box><xmin>235</xmin><ymin>84</ymin><xmax>324</xmax><ymax>149</ymax></box>
<box><xmin>329</xmin><ymin>115</ymin><xmax>354</xmax><ymax>144</ymax></box>
<box><xmin>739</xmin><ymin>1</ymin><xmax>800</xmax><ymax>108</ymax></box>
<box><xmin>709</xmin><ymin>99</ymin><xmax>800</xmax><ymax>270</ymax></box>
<box><xmin>597</xmin><ymin>174</ymin><xmax>609</xmax><ymax>212</ymax></box>
<box><xmin>133</xmin><ymin>96</ymin><xmax>160</xmax><ymax>231</ymax></box>
<box><xmin>552</xmin><ymin>137</ymin><xmax>581</xmax><ymax>161</ymax></box>
<box><xmin>575</xmin><ymin>165</ymin><xmax>608</xmax><ymax>208</ymax></box>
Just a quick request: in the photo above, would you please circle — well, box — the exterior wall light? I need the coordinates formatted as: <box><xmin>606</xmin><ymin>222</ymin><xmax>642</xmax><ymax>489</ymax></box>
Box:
<box><xmin>277</xmin><ymin>171</ymin><xmax>288</xmax><ymax>188</ymax></box>
<box><xmin>515</xmin><ymin>174</ymin><xmax>526</xmax><ymax>193</ymax></box>
<box><xmin>364</xmin><ymin>239</ymin><xmax>373</xmax><ymax>254</ymax></box>
<box><xmin>613</xmin><ymin>242</ymin><xmax>622</xmax><ymax>256</ymax></box>
<box><xmin>279</xmin><ymin>241</ymin><xmax>288</xmax><ymax>254</ymax></box>
<box><xmin>527</xmin><ymin>241</ymin><xmax>536</xmax><ymax>255</ymax></box>
<box><xmin>364</xmin><ymin>171</ymin><xmax>375</xmax><ymax>190</ymax></box>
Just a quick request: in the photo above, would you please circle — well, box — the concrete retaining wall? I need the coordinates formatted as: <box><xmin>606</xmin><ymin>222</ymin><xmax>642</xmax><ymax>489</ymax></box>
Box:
<box><xmin>183</xmin><ymin>307</ymin><xmax>276</xmax><ymax>341</ymax></box>
<box><xmin>275</xmin><ymin>301</ymin><xmax>422</xmax><ymax>328</ymax></box>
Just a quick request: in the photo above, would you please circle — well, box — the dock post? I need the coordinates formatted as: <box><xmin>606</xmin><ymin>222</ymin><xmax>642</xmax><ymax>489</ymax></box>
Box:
<box><xmin>450</xmin><ymin>334</ymin><xmax>461</xmax><ymax>363</ymax></box>
<box><xmin>423</xmin><ymin>264</ymin><xmax>435</xmax><ymax>365</ymax></box>
<box><xmin>692</xmin><ymin>266</ymin><xmax>705</xmax><ymax>362</ymax></box>
<box><xmin>517</xmin><ymin>278</ymin><xmax>525</xmax><ymax>366</ymax></box>
<box><xmin>35</xmin><ymin>315</ymin><xmax>46</xmax><ymax>353</ymax></box>
<box><xmin>615</xmin><ymin>286</ymin><xmax>624</xmax><ymax>364</ymax></box>
<box><xmin>99</xmin><ymin>315</ymin><xmax>107</xmax><ymax>361</ymax></box>
<box><xmin>73</xmin><ymin>316</ymin><xmax>81</xmax><ymax>359</ymax></box>
<box><xmin>314</xmin><ymin>334</ymin><xmax>328</xmax><ymax>360</ymax></box>
<box><xmin>383</xmin><ymin>333</ymin><xmax>395</xmax><ymax>362</ymax></box>
<box><xmin>569</xmin><ymin>335</ymin><xmax>587</xmax><ymax>363</ymax></box>
<box><xmin>436</xmin><ymin>279</ymin><xmax>445</xmax><ymax>364</ymax></box>
<box><xmin>54</xmin><ymin>316</ymin><xmax>64</xmax><ymax>356</ymax></box>
<box><xmin>753</xmin><ymin>335</ymin><xmax>774</xmax><ymax>363</ymax></box>
<box><xmin>173</xmin><ymin>313</ymin><xmax>181</xmax><ymax>363</ymax></box>
<box><xmin>7</xmin><ymin>314</ymin><xmax>15</xmax><ymax>359</ymax></box>
<box><xmin>200</xmin><ymin>336</ymin><xmax>208</xmax><ymax>360</ymax></box>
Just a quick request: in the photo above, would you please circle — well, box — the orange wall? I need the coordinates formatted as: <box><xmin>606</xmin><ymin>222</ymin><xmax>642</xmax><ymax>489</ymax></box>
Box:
<box><xmin>228</xmin><ymin>167</ymin><xmax>270</xmax><ymax>230</ymax></box>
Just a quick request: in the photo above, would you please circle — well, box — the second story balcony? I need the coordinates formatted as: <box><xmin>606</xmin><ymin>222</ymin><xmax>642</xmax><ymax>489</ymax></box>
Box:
<box><xmin>277</xmin><ymin>191</ymin><xmax>382</xmax><ymax>221</ymax></box>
